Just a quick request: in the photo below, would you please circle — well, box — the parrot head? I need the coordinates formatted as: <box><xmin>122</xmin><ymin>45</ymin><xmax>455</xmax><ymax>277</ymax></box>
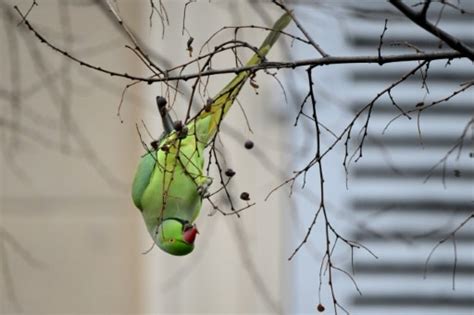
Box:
<box><xmin>156</xmin><ymin>218</ymin><xmax>199</xmax><ymax>256</ymax></box>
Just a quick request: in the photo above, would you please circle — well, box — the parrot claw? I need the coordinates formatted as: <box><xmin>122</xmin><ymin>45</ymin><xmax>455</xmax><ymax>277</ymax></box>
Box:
<box><xmin>197</xmin><ymin>177</ymin><xmax>213</xmax><ymax>198</ymax></box>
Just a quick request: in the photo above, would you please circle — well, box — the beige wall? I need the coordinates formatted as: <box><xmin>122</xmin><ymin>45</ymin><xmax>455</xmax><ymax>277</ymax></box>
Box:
<box><xmin>0</xmin><ymin>1</ymin><xmax>146</xmax><ymax>313</ymax></box>
<box><xmin>1</xmin><ymin>1</ymin><xmax>287</xmax><ymax>314</ymax></box>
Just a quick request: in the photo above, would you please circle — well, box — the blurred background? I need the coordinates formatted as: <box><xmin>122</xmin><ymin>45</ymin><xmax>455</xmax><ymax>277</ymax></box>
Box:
<box><xmin>0</xmin><ymin>1</ymin><xmax>472</xmax><ymax>314</ymax></box>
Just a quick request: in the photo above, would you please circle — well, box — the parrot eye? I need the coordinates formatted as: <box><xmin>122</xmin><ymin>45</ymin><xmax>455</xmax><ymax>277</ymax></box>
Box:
<box><xmin>169</xmin><ymin>238</ymin><xmax>175</xmax><ymax>243</ymax></box>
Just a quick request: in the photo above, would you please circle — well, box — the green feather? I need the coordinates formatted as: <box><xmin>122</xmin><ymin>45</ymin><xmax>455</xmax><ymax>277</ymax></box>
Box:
<box><xmin>131</xmin><ymin>152</ymin><xmax>156</xmax><ymax>210</ymax></box>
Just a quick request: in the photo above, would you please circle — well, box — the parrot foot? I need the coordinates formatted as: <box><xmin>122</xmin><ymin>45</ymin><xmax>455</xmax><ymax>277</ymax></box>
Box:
<box><xmin>197</xmin><ymin>177</ymin><xmax>213</xmax><ymax>198</ymax></box>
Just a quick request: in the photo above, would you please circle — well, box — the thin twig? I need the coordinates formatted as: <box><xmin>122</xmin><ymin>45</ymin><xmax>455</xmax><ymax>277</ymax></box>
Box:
<box><xmin>272</xmin><ymin>0</ymin><xmax>329</xmax><ymax>57</ymax></box>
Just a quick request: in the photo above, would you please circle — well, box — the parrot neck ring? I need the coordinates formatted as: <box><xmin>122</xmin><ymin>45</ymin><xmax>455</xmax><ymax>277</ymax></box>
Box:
<box><xmin>161</xmin><ymin>217</ymin><xmax>190</xmax><ymax>226</ymax></box>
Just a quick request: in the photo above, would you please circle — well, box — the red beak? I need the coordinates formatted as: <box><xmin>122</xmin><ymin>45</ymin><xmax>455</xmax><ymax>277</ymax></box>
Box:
<box><xmin>183</xmin><ymin>226</ymin><xmax>199</xmax><ymax>244</ymax></box>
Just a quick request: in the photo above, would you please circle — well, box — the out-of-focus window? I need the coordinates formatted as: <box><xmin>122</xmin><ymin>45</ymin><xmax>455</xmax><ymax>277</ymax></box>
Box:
<box><xmin>285</xmin><ymin>2</ymin><xmax>473</xmax><ymax>314</ymax></box>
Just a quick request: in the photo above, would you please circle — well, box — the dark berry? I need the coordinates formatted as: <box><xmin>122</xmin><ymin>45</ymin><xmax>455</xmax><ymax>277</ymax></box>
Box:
<box><xmin>317</xmin><ymin>304</ymin><xmax>325</xmax><ymax>312</ymax></box>
<box><xmin>225</xmin><ymin>169</ymin><xmax>236</xmax><ymax>177</ymax></box>
<box><xmin>150</xmin><ymin>140</ymin><xmax>159</xmax><ymax>150</ymax></box>
<box><xmin>177</xmin><ymin>126</ymin><xmax>188</xmax><ymax>139</ymax></box>
<box><xmin>244</xmin><ymin>140</ymin><xmax>254</xmax><ymax>150</ymax></box>
<box><xmin>240</xmin><ymin>192</ymin><xmax>250</xmax><ymax>201</ymax></box>
<box><xmin>174</xmin><ymin>120</ymin><xmax>183</xmax><ymax>131</ymax></box>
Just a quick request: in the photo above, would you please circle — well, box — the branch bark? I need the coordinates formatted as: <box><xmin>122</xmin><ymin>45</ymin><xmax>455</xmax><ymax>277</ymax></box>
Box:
<box><xmin>149</xmin><ymin>51</ymin><xmax>464</xmax><ymax>82</ymax></box>
<box><xmin>389</xmin><ymin>0</ymin><xmax>474</xmax><ymax>61</ymax></box>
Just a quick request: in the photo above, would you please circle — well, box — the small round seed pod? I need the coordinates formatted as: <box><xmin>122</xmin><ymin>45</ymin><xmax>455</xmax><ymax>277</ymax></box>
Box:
<box><xmin>317</xmin><ymin>304</ymin><xmax>325</xmax><ymax>312</ymax></box>
<box><xmin>244</xmin><ymin>140</ymin><xmax>254</xmax><ymax>150</ymax></box>
<box><xmin>225</xmin><ymin>169</ymin><xmax>236</xmax><ymax>177</ymax></box>
<box><xmin>174</xmin><ymin>120</ymin><xmax>183</xmax><ymax>131</ymax></box>
<box><xmin>240</xmin><ymin>192</ymin><xmax>250</xmax><ymax>201</ymax></box>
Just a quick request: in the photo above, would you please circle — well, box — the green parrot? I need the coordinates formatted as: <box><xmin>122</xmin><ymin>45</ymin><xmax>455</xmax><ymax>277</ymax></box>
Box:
<box><xmin>132</xmin><ymin>13</ymin><xmax>291</xmax><ymax>256</ymax></box>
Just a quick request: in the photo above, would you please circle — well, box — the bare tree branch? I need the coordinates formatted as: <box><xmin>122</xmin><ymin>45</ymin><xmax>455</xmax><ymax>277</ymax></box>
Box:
<box><xmin>14</xmin><ymin>6</ymin><xmax>467</xmax><ymax>86</ymax></box>
<box><xmin>390</xmin><ymin>0</ymin><xmax>474</xmax><ymax>60</ymax></box>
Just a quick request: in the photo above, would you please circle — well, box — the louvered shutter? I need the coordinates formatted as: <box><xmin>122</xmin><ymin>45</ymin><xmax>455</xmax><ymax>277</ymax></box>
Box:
<box><xmin>286</xmin><ymin>2</ymin><xmax>473</xmax><ymax>314</ymax></box>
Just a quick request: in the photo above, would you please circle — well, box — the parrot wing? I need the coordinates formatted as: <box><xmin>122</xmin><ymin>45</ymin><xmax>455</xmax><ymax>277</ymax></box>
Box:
<box><xmin>131</xmin><ymin>151</ymin><xmax>157</xmax><ymax>210</ymax></box>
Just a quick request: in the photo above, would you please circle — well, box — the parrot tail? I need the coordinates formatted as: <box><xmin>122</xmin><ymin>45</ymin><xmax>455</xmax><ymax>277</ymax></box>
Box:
<box><xmin>194</xmin><ymin>12</ymin><xmax>292</xmax><ymax>142</ymax></box>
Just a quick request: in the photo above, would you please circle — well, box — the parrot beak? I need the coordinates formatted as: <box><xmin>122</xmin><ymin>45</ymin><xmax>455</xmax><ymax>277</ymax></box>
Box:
<box><xmin>183</xmin><ymin>225</ymin><xmax>199</xmax><ymax>244</ymax></box>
